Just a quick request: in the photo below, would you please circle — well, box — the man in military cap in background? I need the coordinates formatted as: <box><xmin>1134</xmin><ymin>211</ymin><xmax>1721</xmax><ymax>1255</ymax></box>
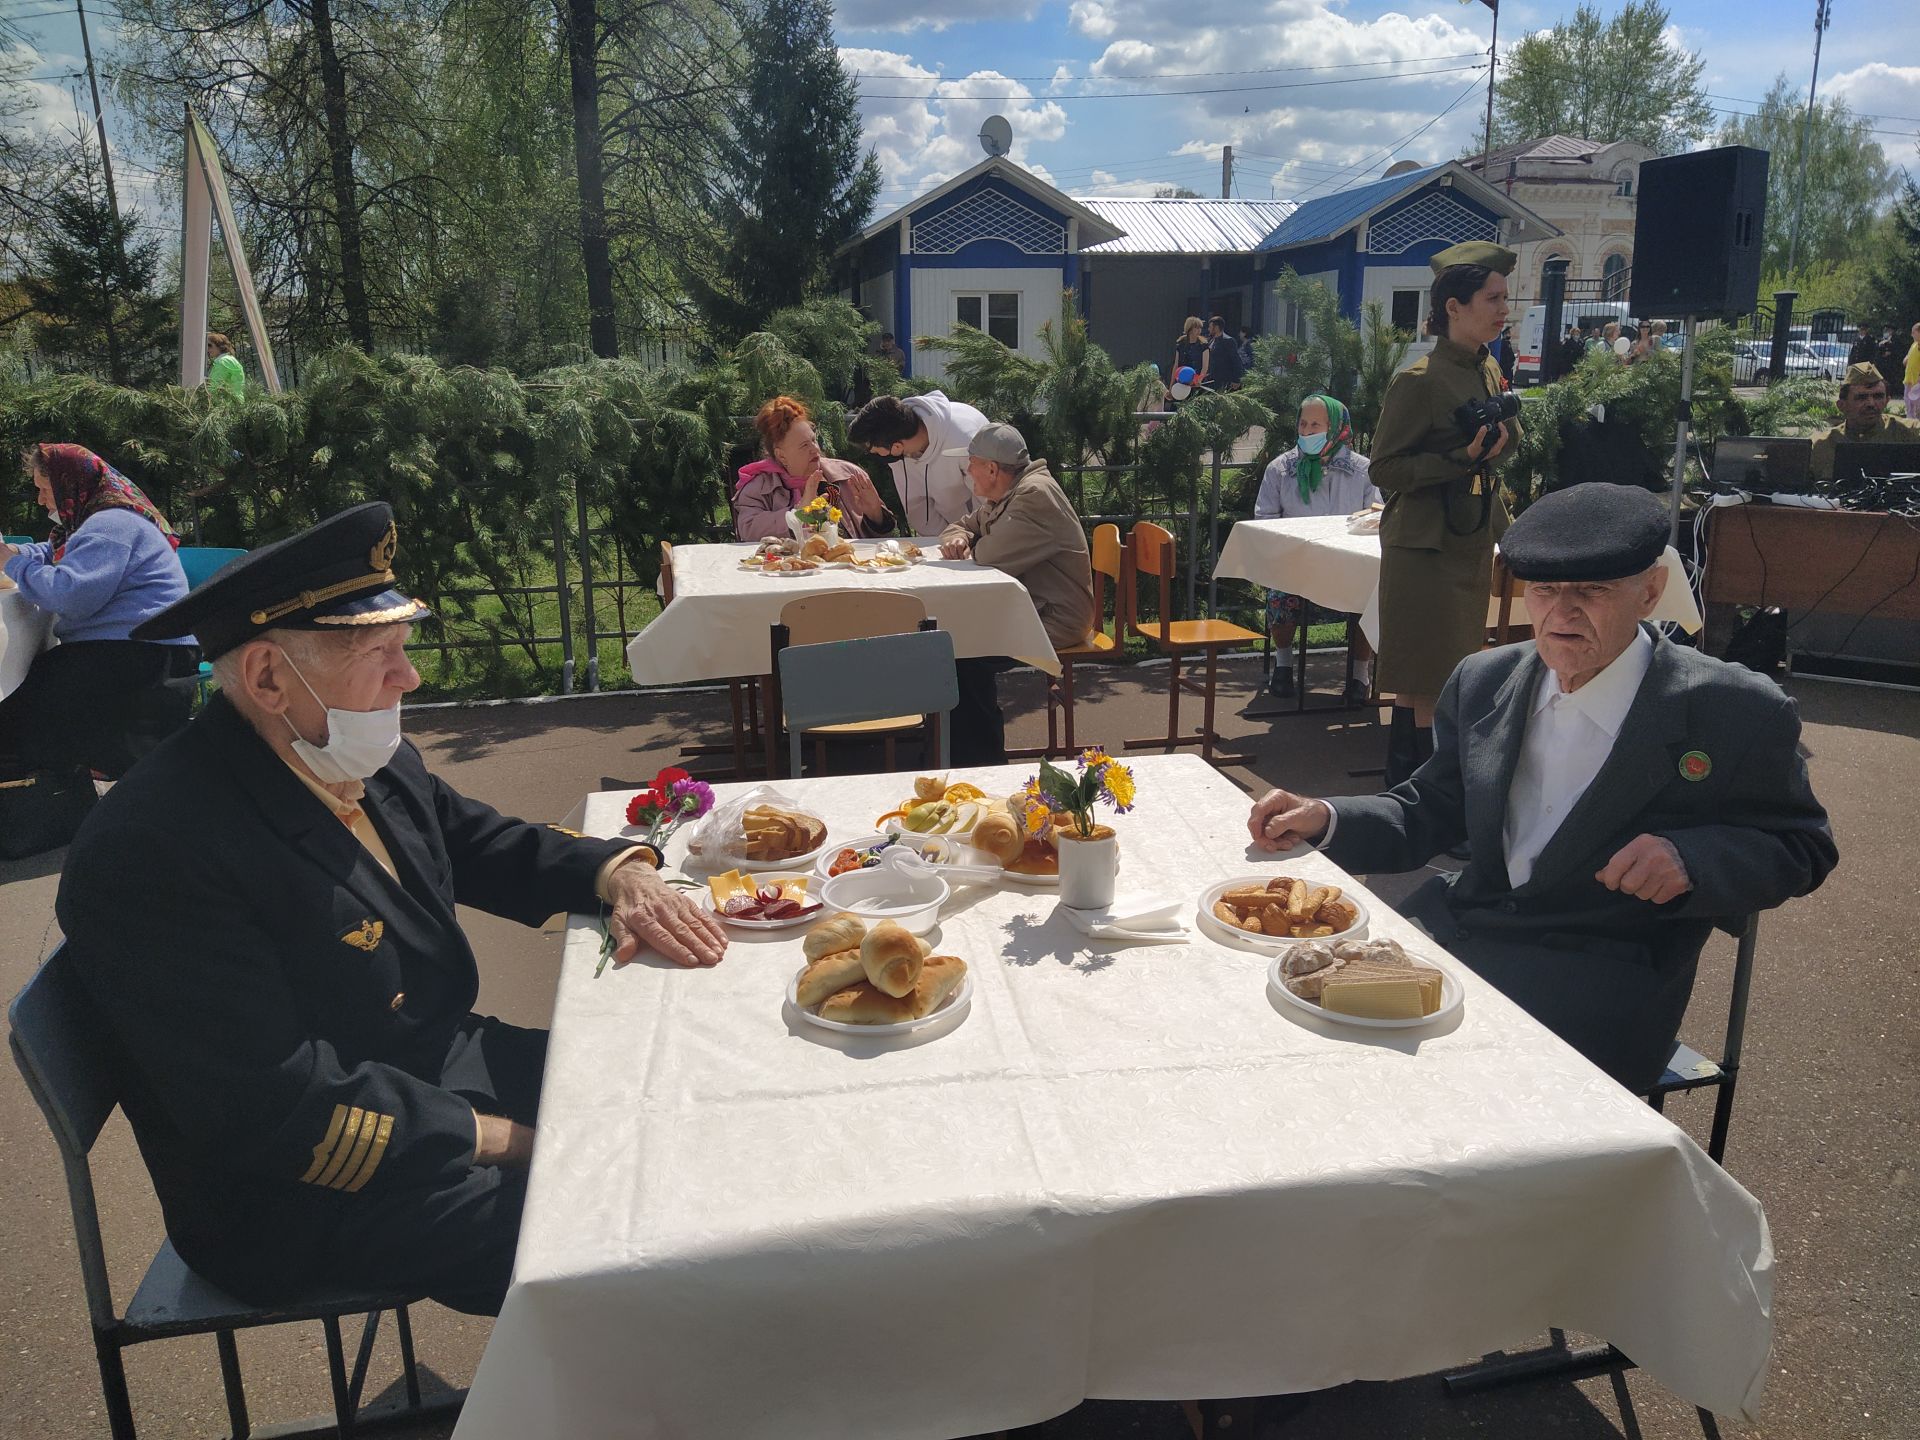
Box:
<box><xmin>1810</xmin><ymin>362</ymin><xmax>1920</xmax><ymax>483</ymax></box>
<box><xmin>57</xmin><ymin>502</ymin><xmax>727</xmax><ymax>1315</ymax></box>
<box><xmin>1246</xmin><ymin>484</ymin><xmax>1835</xmax><ymax>1090</ymax></box>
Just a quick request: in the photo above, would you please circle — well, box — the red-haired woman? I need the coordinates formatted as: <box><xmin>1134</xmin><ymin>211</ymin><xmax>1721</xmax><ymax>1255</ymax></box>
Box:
<box><xmin>733</xmin><ymin>396</ymin><xmax>895</xmax><ymax>541</ymax></box>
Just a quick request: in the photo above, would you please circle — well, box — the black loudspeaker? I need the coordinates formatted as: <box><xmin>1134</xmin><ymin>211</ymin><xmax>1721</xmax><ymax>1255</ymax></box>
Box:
<box><xmin>1629</xmin><ymin>146</ymin><xmax>1769</xmax><ymax>319</ymax></box>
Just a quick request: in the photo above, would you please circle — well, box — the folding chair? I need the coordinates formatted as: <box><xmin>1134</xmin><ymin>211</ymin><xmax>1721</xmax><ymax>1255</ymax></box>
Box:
<box><xmin>1009</xmin><ymin>522</ymin><xmax>1122</xmax><ymax>760</ymax></box>
<box><xmin>1443</xmin><ymin>914</ymin><xmax>1763</xmax><ymax>1398</ymax></box>
<box><xmin>1488</xmin><ymin>554</ymin><xmax>1533</xmax><ymax>647</ymax></box>
<box><xmin>778</xmin><ymin>629</ymin><xmax>958</xmax><ymax>778</ymax></box>
<box><xmin>660</xmin><ymin>541</ymin><xmax>761</xmax><ymax>779</ymax></box>
<box><xmin>1121</xmin><ymin>520</ymin><xmax>1262</xmax><ymax>765</ymax></box>
<box><xmin>176</xmin><ymin>546</ymin><xmax>247</xmax><ymax>591</ymax></box>
<box><xmin>768</xmin><ymin>591</ymin><xmax>931</xmax><ymax>775</ymax></box>
<box><xmin>9</xmin><ymin>948</ymin><xmax>462</xmax><ymax>1440</ymax></box>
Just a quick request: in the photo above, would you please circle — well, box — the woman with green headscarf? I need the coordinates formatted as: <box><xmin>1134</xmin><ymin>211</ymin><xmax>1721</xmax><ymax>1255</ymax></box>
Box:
<box><xmin>1252</xmin><ymin>393</ymin><xmax>1380</xmax><ymax>700</ymax></box>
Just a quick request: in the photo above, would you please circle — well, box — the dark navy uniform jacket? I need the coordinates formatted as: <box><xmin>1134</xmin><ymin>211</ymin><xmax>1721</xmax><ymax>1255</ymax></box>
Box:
<box><xmin>56</xmin><ymin>694</ymin><xmax>635</xmax><ymax>1290</ymax></box>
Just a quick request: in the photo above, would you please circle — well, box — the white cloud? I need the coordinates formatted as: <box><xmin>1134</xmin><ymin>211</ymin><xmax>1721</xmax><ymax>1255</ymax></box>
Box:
<box><xmin>1826</xmin><ymin>63</ymin><xmax>1920</xmax><ymax>132</ymax></box>
<box><xmin>1066</xmin><ymin>2</ymin><xmax>1494</xmax><ymax>200</ymax></box>
<box><xmin>846</xmin><ymin>46</ymin><xmax>1070</xmax><ymax>203</ymax></box>
<box><xmin>1048</xmin><ymin>65</ymin><xmax>1074</xmax><ymax>95</ymax></box>
<box><xmin>836</xmin><ymin>0</ymin><xmax>1042</xmax><ymax>35</ymax></box>
<box><xmin>1079</xmin><ymin>168</ymin><xmax>1192</xmax><ymax>197</ymax></box>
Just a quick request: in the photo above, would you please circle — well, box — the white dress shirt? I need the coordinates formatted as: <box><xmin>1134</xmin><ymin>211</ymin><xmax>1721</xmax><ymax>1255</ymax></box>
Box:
<box><xmin>1502</xmin><ymin>630</ymin><xmax>1656</xmax><ymax>886</ymax></box>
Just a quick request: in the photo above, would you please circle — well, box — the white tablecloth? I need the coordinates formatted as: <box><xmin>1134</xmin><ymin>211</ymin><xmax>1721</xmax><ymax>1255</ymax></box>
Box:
<box><xmin>0</xmin><ymin>588</ymin><xmax>55</xmax><ymax>700</ymax></box>
<box><xmin>1213</xmin><ymin>515</ymin><xmax>1704</xmax><ymax>649</ymax></box>
<box><xmin>627</xmin><ymin>542</ymin><xmax>1062</xmax><ymax>684</ymax></box>
<box><xmin>456</xmin><ymin>756</ymin><xmax>1772</xmax><ymax>1440</ymax></box>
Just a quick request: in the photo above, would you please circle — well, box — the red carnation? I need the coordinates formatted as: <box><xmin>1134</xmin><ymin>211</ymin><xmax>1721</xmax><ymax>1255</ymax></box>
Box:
<box><xmin>654</xmin><ymin>766</ymin><xmax>692</xmax><ymax>789</ymax></box>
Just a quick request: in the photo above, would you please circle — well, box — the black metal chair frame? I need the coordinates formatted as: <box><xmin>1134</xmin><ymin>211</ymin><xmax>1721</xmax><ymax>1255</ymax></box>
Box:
<box><xmin>1442</xmin><ymin>913</ymin><xmax>1762</xmax><ymax>1398</ymax></box>
<box><xmin>10</xmin><ymin>947</ymin><xmax>464</xmax><ymax>1439</ymax></box>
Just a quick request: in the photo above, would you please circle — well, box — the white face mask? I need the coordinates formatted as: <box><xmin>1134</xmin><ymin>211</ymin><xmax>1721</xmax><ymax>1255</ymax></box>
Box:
<box><xmin>280</xmin><ymin>649</ymin><xmax>403</xmax><ymax>784</ymax></box>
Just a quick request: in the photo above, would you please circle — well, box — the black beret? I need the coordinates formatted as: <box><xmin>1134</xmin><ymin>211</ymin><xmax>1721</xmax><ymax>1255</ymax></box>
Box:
<box><xmin>135</xmin><ymin>501</ymin><xmax>429</xmax><ymax>658</ymax></box>
<box><xmin>1500</xmin><ymin>483</ymin><xmax>1668</xmax><ymax>582</ymax></box>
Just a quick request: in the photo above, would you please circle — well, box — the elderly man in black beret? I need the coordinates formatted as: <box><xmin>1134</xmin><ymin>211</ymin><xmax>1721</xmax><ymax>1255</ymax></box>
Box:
<box><xmin>56</xmin><ymin>502</ymin><xmax>726</xmax><ymax>1316</ymax></box>
<box><xmin>1247</xmin><ymin>483</ymin><xmax>1837</xmax><ymax>1089</ymax></box>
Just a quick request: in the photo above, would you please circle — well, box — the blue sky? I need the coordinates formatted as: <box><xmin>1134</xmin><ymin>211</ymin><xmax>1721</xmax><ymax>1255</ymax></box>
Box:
<box><xmin>6</xmin><ymin>0</ymin><xmax>1916</xmax><ymax>224</ymax></box>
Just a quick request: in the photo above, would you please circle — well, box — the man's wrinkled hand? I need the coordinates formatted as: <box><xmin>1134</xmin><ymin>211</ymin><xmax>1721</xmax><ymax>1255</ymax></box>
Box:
<box><xmin>605</xmin><ymin>860</ymin><xmax>727</xmax><ymax>968</ymax></box>
<box><xmin>1596</xmin><ymin>833</ymin><xmax>1691</xmax><ymax>904</ymax></box>
<box><xmin>940</xmin><ymin>535</ymin><xmax>971</xmax><ymax>560</ymax></box>
<box><xmin>1247</xmin><ymin>788</ymin><xmax>1330</xmax><ymax>853</ymax></box>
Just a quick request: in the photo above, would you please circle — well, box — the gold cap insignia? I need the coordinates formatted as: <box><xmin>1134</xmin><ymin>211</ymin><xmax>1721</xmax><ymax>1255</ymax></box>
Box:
<box><xmin>341</xmin><ymin>918</ymin><xmax>384</xmax><ymax>950</ymax></box>
<box><xmin>369</xmin><ymin>521</ymin><xmax>398</xmax><ymax>574</ymax></box>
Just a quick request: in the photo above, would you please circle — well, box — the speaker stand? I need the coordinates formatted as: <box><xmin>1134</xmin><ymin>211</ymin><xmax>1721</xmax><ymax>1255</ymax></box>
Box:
<box><xmin>1665</xmin><ymin>314</ymin><xmax>1698</xmax><ymax>544</ymax></box>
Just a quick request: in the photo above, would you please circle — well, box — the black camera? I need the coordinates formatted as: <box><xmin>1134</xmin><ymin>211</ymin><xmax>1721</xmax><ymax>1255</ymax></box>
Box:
<box><xmin>1452</xmin><ymin>391</ymin><xmax>1520</xmax><ymax>439</ymax></box>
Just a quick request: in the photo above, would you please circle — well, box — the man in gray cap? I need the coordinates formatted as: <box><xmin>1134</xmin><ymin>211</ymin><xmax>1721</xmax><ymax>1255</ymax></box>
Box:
<box><xmin>56</xmin><ymin>502</ymin><xmax>726</xmax><ymax>1317</ymax></box>
<box><xmin>939</xmin><ymin>423</ymin><xmax>1095</xmax><ymax>763</ymax></box>
<box><xmin>1245</xmin><ymin>483</ymin><xmax>1836</xmax><ymax>1089</ymax></box>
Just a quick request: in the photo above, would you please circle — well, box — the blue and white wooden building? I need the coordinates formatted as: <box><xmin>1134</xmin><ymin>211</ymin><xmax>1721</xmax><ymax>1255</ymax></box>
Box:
<box><xmin>838</xmin><ymin>156</ymin><xmax>1559</xmax><ymax>379</ymax></box>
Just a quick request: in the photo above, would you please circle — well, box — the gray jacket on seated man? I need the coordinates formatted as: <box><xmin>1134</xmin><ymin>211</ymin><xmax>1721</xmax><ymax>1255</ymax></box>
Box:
<box><xmin>1248</xmin><ymin>483</ymin><xmax>1837</xmax><ymax>1090</ymax></box>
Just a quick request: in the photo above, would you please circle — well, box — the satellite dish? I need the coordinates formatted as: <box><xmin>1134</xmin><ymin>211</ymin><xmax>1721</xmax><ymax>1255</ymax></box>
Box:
<box><xmin>979</xmin><ymin>115</ymin><xmax>1013</xmax><ymax>158</ymax></box>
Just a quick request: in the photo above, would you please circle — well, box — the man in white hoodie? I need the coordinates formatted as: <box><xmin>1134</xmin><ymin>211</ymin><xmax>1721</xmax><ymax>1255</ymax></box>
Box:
<box><xmin>847</xmin><ymin>391</ymin><xmax>990</xmax><ymax>535</ymax></box>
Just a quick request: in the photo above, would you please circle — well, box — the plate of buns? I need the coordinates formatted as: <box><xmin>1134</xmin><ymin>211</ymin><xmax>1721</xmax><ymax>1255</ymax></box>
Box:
<box><xmin>1198</xmin><ymin>875</ymin><xmax>1367</xmax><ymax>950</ymax></box>
<box><xmin>1266</xmin><ymin>937</ymin><xmax>1461</xmax><ymax>1029</ymax></box>
<box><xmin>788</xmin><ymin>916</ymin><xmax>972</xmax><ymax>1035</ymax></box>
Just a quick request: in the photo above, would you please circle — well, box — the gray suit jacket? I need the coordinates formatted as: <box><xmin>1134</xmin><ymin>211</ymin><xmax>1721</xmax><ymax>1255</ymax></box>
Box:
<box><xmin>1325</xmin><ymin>628</ymin><xmax>1837</xmax><ymax>1087</ymax></box>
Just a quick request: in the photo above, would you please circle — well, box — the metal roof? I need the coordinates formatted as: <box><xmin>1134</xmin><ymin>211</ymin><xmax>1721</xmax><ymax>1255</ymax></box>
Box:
<box><xmin>1075</xmin><ymin>197</ymin><xmax>1298</xmax><ymax>255</ymax></box>
<box><xmin>1256</xmin><ymin>161</ymin><xmax>1560</xmax><ymax>251</ymax></box>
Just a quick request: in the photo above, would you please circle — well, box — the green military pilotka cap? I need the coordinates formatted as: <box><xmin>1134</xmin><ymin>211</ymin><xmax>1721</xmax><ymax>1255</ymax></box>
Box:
<box><xmin>1430</xmin><ymin>241</ymin><xmax>1518</xmax><ymax>276</ymax></box>
<box><xmin>1842</xmin><ymin>362</ymin><xmax>1885</xmax><ymax>390</ymax></box>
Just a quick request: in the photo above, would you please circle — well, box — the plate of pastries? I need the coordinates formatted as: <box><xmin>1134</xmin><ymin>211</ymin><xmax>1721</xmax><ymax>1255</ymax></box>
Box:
<box><xmin>788</xmin><ymin>916</ymin><xmax>972</xmax><ymax>1035</ymax></box>
<box><xmin>844</xmin><ymin>540</ymin><xmax>925</xmax><ymax>572</ymax></box>
<box><xmin>1200</xmin><ymin>875</ymin><xmax>1367</xmax><ymax>949</ymax></box>
<box><xmin>1267</xmin><ymin>936</ymin><xmax>1460</xmax><ymax>1029</ymax></box>
<box><xmin>872</xmin><ymin>776</ymin><xmax>1062</xmax><ymax>883</ymax></box>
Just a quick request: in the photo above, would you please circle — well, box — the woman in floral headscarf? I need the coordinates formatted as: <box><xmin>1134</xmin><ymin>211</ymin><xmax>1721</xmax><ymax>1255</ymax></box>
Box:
<box><xmin>1251</xmin><ymin>394</ymin><xmax>1380</xmax><ymax>702</ymax></box>
<box><xmin>0</xmin><ymin>444</ymin><xmax>197</xmax><ymax>774</ymax></box>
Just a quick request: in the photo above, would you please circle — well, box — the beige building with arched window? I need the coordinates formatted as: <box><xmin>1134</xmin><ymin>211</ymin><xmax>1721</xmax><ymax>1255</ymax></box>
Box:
<box><xmin>1462</xmin><ymin>136</ymin><xmax>1652</xmax><ymax>308</ymax></box>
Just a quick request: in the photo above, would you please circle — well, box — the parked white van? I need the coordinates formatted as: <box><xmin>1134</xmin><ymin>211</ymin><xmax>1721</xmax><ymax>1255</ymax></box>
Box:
<box><xmin>1514</xmin><ymin>301</ymin><xmax>1640</xmax><ymax>386</ymax></box>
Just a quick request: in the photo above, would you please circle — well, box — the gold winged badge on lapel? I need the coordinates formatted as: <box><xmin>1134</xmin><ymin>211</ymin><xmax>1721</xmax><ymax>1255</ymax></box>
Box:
<box><xmin>341</xmin><ymin>918</ymin><xmax>385</xmax><ymax>951</ymax></box>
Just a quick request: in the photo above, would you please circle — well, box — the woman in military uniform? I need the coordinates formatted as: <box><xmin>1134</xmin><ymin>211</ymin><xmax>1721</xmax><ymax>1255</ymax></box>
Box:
<box><xmin>1369</xmin><ymin>241</ymin><xmax>1523</xmax><ymax>784</ymax></box>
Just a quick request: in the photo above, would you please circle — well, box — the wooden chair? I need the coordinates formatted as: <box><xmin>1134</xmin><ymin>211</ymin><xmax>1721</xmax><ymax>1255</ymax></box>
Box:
<box><xmin>1489</xmin><ymin>554</ymin><xmax>1533</xmax><ymax>646</ymax></box>
<box><xmin>660</xmin><ymin>541</ymin><xmax>761</xmax><ymax>779</ymax></box>
<box><xmin>1122</xmin><ymin>521</ymin><xmax>1263</xmax><ymax>765</ymax></box>
<box><xmin>10</xmin><ymin>948</ymin><xmax>461</xmax><ymax>1440</ymax></box>
<box><xmin>767</xmin><ymin>591</ymin><xmax>932</xmax><ymax>775</ymax></box>
<box><xmin>1010</xmin><ymin>523</ymin><xmax>1122</xmax><ymax>760</ymax></box>
<box><xmin>777</xmin><ymin>630</ymin><xmax>957</xmax><ymax>777</ymax></box>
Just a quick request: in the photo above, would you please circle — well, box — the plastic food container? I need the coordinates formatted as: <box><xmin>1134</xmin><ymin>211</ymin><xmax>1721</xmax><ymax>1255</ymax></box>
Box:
<box><xmin>819</xmin><ymin>866</ymin><xmax>950</xmax><ymax>936</ymax></box>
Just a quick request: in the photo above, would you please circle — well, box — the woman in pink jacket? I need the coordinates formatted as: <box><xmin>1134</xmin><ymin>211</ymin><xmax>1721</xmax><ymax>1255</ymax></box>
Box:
<box><xmin>733</xmin><ymin>395</ymin><xmax>895</xmax><ymax>541</ymax></box>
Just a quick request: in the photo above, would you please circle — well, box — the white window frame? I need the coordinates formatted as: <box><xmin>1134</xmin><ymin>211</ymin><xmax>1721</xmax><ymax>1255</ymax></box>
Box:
<box><xmin>954</xmin><ymin>290</ymin><xmax>1022</xmax><ymax>349</ymax></box>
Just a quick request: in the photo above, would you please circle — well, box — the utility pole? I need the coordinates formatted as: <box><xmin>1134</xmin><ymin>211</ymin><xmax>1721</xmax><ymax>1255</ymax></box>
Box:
<box><xmin>1786</xmin><ymin>0</ymin><xmax>1833</xmax><ymax>277</ymax></box>
<box><xmin>1480</xmin><ymin>0</ymin><xmax>1500</xmax><ymax>172</ymax></box>
<box><xmin>1221</xmin><ymin>145</ymin><xmax>1233</xmax><ymax>199</ymax></box>
<box><xmin>74</xmin><ymin>0</ymin><xmax>121</xmax><ymax>228</ymax></box>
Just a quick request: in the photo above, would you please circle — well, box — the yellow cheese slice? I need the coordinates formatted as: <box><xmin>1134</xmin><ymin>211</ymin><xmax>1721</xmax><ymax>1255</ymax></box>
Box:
<box><xmin>776</xmin><ymin>876</ymin><xmax>810</xmax><ymax>903</ymax></box>
<box><xmin>706</xmin><ymin>870</ymin><xmax>748</xmax><ymax>906</ymax></box>
<box><xmin>1320</xmin><ymin>977</ymin><xmax>1428</xmax><ymax>1020</ymax></box>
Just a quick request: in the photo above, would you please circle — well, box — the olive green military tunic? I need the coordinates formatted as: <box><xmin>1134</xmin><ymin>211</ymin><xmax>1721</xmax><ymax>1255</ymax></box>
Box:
<box><xmin>1369</xmin><ymin>335</ymin><xmax>1521</xmax><ymax>696</ymax></box>
<box><xmin>1809</xmin><ymin>413</ymin><xmax>1920</xmax><ymax>483</ymax></box>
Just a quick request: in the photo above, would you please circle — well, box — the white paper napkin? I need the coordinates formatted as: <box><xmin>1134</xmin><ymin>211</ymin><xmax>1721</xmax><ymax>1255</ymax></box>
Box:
<box><xmin>1054</xmin><ymin>894</ymin><xmax>1191</xmax><ymax>944</ymax></box>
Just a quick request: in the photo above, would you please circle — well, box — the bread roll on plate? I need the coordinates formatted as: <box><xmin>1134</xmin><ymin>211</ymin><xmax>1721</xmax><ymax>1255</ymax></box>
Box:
<box><xmin>817</xmin><ymin>956</ymin><xmax>967</xmax><ymax>1025</ymax></box>
<box><xmin>795</xmin><ymin>947</ymin><xmax>868</xmax><ymax>1008</ymax></box>
<box><xmin>803</xmin><ymin>915</ymin><xmax>866</xmax><ymax>961</ymax></box>
<box><xmin>860</xmin><ymin>919</ymin><xmax>926</xmax><ymax>998</ymax></box>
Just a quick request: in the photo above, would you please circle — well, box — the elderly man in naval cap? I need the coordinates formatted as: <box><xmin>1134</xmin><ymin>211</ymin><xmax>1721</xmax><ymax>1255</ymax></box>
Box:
<box><xmin>1246</xmin><ymin>483</ymin><xmax>1836</xmax><ymax>1089</ymax></box>
<box><xmin>56</xmin><ymin>502</ymin><xmax>726</xmax><ymax>1316</ymax></box>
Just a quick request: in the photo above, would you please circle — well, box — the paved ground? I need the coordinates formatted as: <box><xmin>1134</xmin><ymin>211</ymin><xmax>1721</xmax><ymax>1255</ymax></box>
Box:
<box><xmin>2</xmin><ymin>655</ymin><xmax>1914</xmax><ymax>1440</ymax></box>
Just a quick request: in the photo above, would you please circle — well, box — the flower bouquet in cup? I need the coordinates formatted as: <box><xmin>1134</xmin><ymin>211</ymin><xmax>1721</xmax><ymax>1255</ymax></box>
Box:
<box><xmin>1023</xmin><ymin>750</ymin><xmax>1136</xmax><ymax>908</ymax></box>
<box><xmin>793</xmin><ymin>493</ymin><xmax>843</xmax><ymax>541</ymax></box>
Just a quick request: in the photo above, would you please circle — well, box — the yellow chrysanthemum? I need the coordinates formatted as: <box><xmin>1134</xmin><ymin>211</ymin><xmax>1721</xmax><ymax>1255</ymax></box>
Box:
<box><xmin>1103</xmin><ymin>762</ymin><xmax>1137</xmax><ymax>810</ymax></box>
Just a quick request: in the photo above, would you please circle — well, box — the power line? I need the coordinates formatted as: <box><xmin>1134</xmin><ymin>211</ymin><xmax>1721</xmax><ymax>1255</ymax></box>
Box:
<box><xmin>1707</xmin><ymin>91</ymin><xmax>1920</xmax><ymax>125</ymax></box>
<box><xmin>856</xmin><ymin>62</ymin><xmax>1488</xmax><ymax>104</ymax></box>
<box><xmin>1284</xmin><ymin>75</ymin><xmax>1488</xmax><ymax>203</ymax></box>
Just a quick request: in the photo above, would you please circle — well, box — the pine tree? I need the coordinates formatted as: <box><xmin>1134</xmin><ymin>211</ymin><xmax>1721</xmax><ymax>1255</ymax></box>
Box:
<box><xmin>1862</xmin><ymin>182</ymin><xmax>1920</xmax><ymax>333</ymax></box>
<box><xmin>25</xmin><ymin>153</ymin><xmax>174</xmax><ymax>386</ymax></box>
<box><xmin>688</xmin><ymin>0</ymin><xmax>880</xmax><ymax>341</ymax></box>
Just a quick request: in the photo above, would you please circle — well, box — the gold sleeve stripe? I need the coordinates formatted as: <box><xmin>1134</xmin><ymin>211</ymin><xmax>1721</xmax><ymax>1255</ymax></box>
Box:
<box><xmin>340</xmin><ymin>1114</ymin><xmax>395</xmax><ymax>1193</ymax></box>
<box><xmin>313</xmin><ymin>1107</ymin><xmax>369</xmax><ymax>1189</ymax></box>
<box><xmin>329</xmin><ymin>1109</ymin><xmax>381</xmax><ymax>1192</ymax></box>
<box><xmin>299</xmin><ymin>1104</ymin><xmax>351</xmax><ymax>1184</ymax></box>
